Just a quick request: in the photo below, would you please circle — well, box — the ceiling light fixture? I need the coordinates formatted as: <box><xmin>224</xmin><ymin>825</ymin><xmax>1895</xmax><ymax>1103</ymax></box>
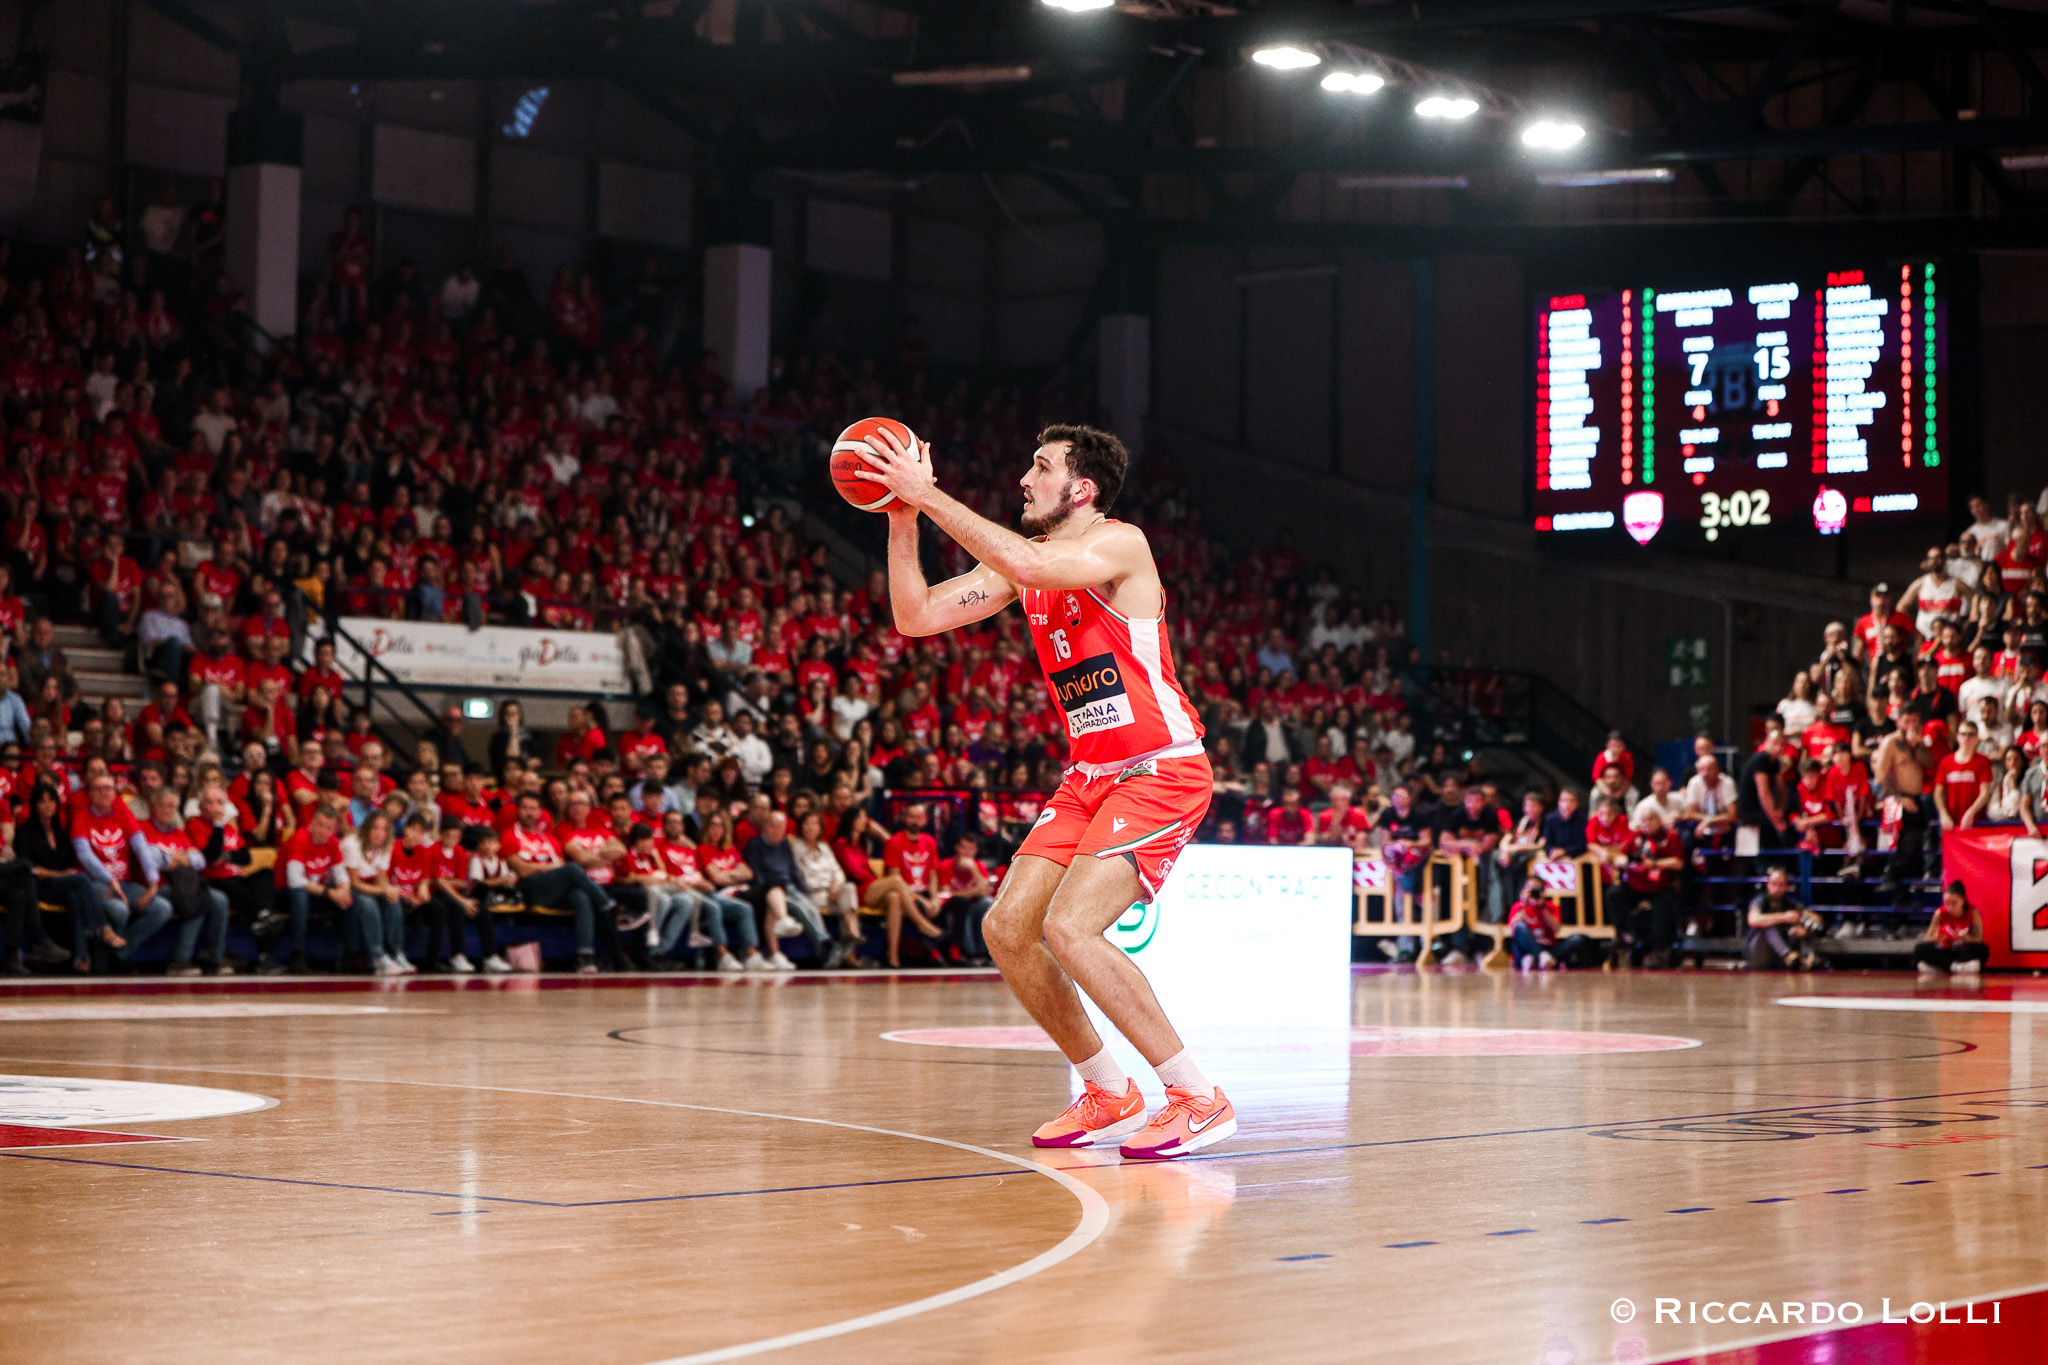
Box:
<box><xmin>1043</xmin><ymin>0</ymin><xmax>1115</xmax><ymax>9</ymax></box>
<box><xmin>1536</xmin><ymin>166</ymin><xmax>1675</xmax><ymax>186</ymax></box>
<box><xmin>1251</xmin><ymin>45</ymin><xmax>1321</xmax><ymax>70</ymax></box>
<box><xmin>1321</xmin><ymin>71</ymin><xmax>1386</xmax><ymax>95</ymax></box>
<box><xmin>1520</xmin><ymin>119</ymin><xmax>1586</xmax><ymax>150</ymax></box>
<box><xmin>1414</xmin><ymin>94</ymin><xmax>1479</xmax><ymax>119</ymax></box>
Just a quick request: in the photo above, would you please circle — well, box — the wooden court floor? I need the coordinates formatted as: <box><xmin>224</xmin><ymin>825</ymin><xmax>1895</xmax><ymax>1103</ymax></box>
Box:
<box><xmin>5</xmin><ymin>966</ymin><xmax>2048</xmax><ymax>1365</ymax></box>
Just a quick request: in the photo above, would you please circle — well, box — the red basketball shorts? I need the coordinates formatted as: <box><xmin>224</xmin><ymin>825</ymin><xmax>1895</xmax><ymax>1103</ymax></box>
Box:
<box><xmin>1016</xmin><ymin>752</ymin><xmax>1212</xmax><ymax>901</ymax></box>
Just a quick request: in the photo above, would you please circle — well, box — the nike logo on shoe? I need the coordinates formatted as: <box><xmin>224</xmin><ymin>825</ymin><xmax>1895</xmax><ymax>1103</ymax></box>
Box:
<box><xmin>1187</xmin><ymin>1108</ymin><xmax>1224</xmax><ymax>1133</ymax></box>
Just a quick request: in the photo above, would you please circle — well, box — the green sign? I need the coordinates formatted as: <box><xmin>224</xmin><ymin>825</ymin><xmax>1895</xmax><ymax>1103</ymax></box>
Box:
<box><xmin>1108</xmin><ymin>900</ymin><xmax>1160</xmax><ymax>955</ymax></box>
<box><xmin>1666</xmin><ymin>635</ymin><xmax>1710</xmax><ymax>689</ymax></box>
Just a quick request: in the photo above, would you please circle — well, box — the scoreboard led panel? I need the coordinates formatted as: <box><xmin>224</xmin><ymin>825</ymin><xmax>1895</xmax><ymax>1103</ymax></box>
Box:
<box><xmin>1532</xmin><ymin>261</ymin><xmax>1950</xmax><ymax>545</ymax></box>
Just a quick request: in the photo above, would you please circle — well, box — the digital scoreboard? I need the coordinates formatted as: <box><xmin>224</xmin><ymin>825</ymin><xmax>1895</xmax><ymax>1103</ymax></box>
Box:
<box><xmin>1532</xmin><ymin>261</ymin><xmax>1949</xmax><ymax>545</ymax></box>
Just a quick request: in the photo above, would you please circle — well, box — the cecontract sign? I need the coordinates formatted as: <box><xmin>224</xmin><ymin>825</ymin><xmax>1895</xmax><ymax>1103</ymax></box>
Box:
<box><xmin>330</xmin><ymin>618</ymin><xmax>629</xmax><ymax>694</ymax></box>
<box><xmin>1082</xmin><ymin>844</ymin><xmax>1354</xmax><ymax>1105</ymax></box>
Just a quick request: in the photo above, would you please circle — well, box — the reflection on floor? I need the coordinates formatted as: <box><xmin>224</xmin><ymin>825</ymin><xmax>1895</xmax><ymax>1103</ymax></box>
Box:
<box><xmin>3</xmin><ymin>965</ymin><xmax>2047</xmax><ymax>1364</ymax></box>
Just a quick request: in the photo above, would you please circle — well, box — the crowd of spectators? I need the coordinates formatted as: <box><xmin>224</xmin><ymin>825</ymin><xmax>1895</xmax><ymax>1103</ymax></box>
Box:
<box><xmin>0</xmin><ymin>193</ymin><xmax>1469</xmax><ymax>978</ymax></box>
<box><xmin>14</xmin><ymin>189</ymin><xmax>2026</xmax><ymax>981</ymax></box>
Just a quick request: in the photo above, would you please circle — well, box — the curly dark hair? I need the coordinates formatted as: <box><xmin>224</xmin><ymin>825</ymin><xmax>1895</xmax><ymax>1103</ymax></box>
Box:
<box><xmin>1037</xmin><ymin>423</ymin><xmax>1128</xmax><ymax>513</ymax></box>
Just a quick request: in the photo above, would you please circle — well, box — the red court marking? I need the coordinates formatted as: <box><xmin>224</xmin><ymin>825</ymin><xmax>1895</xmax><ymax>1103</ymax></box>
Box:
<box><xmin>883</xmin><ymin>1026</ymin><xmax>1699</xmax><ymax>1056</ymax></box>
<box><xmin>1662</xmin><ymin>1285</ymin><xmax>2047</xmax><ymax>1363</ymax></box>
<box><xmin>0</xmin><ymin>1123</ymin><xmax>179</xmax><ymax>1149</ymax></box>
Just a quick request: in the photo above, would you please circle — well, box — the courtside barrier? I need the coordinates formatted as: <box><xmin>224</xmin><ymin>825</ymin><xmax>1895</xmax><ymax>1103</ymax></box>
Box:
<box><xmin>1353</xmin><ymin>852</ymin><xmax>1465</xmax><ymax>967</ymax></box>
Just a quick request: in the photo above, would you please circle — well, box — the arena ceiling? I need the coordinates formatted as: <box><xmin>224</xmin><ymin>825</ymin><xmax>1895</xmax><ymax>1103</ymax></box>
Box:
<box><xmin>140</xmin><ymin>0</ymin><xmax>2048</xmax><ymax>222</ymax></box>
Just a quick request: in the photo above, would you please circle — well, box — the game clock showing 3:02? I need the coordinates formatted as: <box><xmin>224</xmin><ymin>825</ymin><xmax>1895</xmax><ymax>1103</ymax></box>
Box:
<box><xmin>1531</xmin><ymin>261</ymin><xmax>1949</xmax><ymax>546</ymax></box>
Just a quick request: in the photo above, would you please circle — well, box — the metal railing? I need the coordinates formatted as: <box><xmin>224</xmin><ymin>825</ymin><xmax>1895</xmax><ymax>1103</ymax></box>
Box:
<box><xmin>1408</xmin><ymin>665</ymin><xmax>1648</xmax><ymax>781</ymax></box>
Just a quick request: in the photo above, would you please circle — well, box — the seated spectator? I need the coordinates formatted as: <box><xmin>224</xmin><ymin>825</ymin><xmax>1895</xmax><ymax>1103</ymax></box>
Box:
<box><xmin>694</xmin><ymin>810</ymin><xmax>769</xmax><ymax>970</ymax></box>
<box><xmin>1540</xmin><ymin>787</ymin><xmax>1587</xmax><ymax>857</ymax></box>
<box><xmin>833</xmin><ymin>806</ymin><xmax>940</xmax><ymax>969</ymax></box>
<box><xmin>71</xmin><ymin>771</ymin><xmax>170</xmax><ymax>968</ymax></box>
<box><xmin>1586</xmin><ymin>796</ymin><xmax>1632</xmax><ymax>872</ymax></box>
<box><xmin>1985</xmin><ymin>746</ymin><xmax>2030</xmax><ymax>826</ymax></box>
<box><xmin>1915</xmin><ymin>880</ymin><xmax>1988</xmax><ymax>977</ymax></box>
<box><xmin>139</xmin><ymin>786</ymin><xmax>230</xmax><ymax>977</ymax></box>
<box><xmin>1612</xmin><ymin>808</ymin><xmax>1683</xmax><ymax>967</ymax></box>
<box><xmin>935</xmin><ymin>831</ymin><xmax>996</xmax><ymax>966</ymax></box>
<box><xmin>1789</xmin><ymin>759</ymin><xmax>1842</xmax><ymax>853</ymax></box>
<box><xmin>1631</xmin><ymin>767</ymin><xmax>1685</xmax><ymax>831</ymax></box>
<box><xmin>1507</xmin><ymin>877</ymin><xmax>1595</xmax><ymax>970</ymax></box>
<box><xmin>342</xmin><ymin>810</ymin><xmax>413</xmax><ymax>977</ymax></box>
<box><xmin>741</xmin><ymin>810</ymin><xmax>816</xmax><ymax>971</ymax></box>
<box><xmin>1776</xmin><ymin>671</ymin><xmax>1817</xmax><ymax>736</ymax></box>
<box><xmin>138</xmin><ymin>583</ymin><xmax>194</xmax><ymax>685</ymax></box>
<box><xmin>788</xmin><ymin>809</ymin><xmax>863</xmax><ymax>967</ymax></box>
<box><xmin>1745</xmin><ymin>865</ymin><xmax>1822</xmax><ymax>971</ymax></box>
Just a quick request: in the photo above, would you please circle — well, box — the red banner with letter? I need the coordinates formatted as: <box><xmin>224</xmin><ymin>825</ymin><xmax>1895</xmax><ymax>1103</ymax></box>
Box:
<box><xmin>1942</xmin><ymin>829</ymin><xmax>2048</xmax><ymax>968</ymax></box>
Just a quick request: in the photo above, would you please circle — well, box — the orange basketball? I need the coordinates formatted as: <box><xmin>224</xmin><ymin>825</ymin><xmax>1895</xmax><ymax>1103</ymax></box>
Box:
<box><xmin>831</xmin><ymin>417</ymin><xmax>923</xmax><ymax>512</ymax></box>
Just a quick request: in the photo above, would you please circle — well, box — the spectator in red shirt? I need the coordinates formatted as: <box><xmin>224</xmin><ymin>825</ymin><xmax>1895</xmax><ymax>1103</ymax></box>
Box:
<box><xmin>878</xmin><ymin>802</ymin><xmax>945</xmax><ymax>966</ymax></box>
<box><xmin>71</xmin><ymin>771</ymin><xmax>168</xmax><ymax>966</ymax></box>
<box><xmin>140</xmin><ymin>787</ymin><xmax>229</xmax><ymax>976</ymax></box>
<box><xmin>1613</xmin><ymin>808</ymin><xmax>1683</xmax><ymax>967</ymax></box>
<box><xmin>1264</xmin><ymin>787</ymin><xmax>1312</xmax><ymax>846</ymax></box>
<box><xmin>1508</xmin><ymin>877</ymin><xmax>1596</xmax><ymax>970</ymax></box>
<box><xmin>1590</xmin><ymin>731</ymin><xmax>1634</xmax><ymax>787</ymax></box>
<box><xmin>935</xmin><ymin>831</ymin><xmax>996</xmax><ymax>965</ymax></box>
<box><xmin>1313</xmin><ymin>782</ymin><xmax>1373</xmax><ymax>851</ymax></box>
<box><xmin>1932</xmin><ymin>722</ymin><xmax>1994</xmax><ymax>833</ymax></box>
<box><xmin>88</xmin><ymin>534</ymin><xmax>142</xmax><ymax>648</ymax></box>
<box><xmin>298</xmin><ymin>638</ymin><xmax>346</xmax><ymax>703</ymax></box>
<box><xmin>617</xmin><ymin>713</ymin><xmax>667</xmax><ymax>775</ymax></box>
<box><xmin>502</xmin><ymin>790</ymin><xmax>624</xmax><ymax>973</ymax></box>
<box><xmin>1789</xmin><ymin>759</ymin><xmax>1842</xmax><ymax>853</ymax></box>
<box><xmin>261</xmin><ymin>804</ymin><xmax>354</xmax><ymax>975</ymax></box>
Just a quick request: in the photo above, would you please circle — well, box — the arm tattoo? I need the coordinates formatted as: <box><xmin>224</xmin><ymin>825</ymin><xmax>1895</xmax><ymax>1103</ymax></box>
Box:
<box><xmin>957</xmin><ymin>589</ymin><xmax>990</xmax><ymax>608</ymax></box>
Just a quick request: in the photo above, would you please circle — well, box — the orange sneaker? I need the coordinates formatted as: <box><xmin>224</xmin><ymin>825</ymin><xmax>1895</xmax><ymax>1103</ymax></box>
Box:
<box><xmin>1118</xmin><ymin>1085</ymin><xmax>1237</xmax><ymax>1161</ymax></box>
<box><xmin>1031</xmin><ymin>1080</ymin><xmax>1148</xmax><ymax>1149</ymax></box>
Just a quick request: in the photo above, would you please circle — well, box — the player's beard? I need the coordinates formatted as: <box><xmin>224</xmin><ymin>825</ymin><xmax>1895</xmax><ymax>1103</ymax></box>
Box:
<box><xmin>1020</xmin><ymin>478</ymin><xmax>1074</xmax><ymax>536</ymax></box>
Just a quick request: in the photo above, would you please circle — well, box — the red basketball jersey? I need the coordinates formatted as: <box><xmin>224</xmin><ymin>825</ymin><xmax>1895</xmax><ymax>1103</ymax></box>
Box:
<box><xmin>1022</xmin><ymin>578</ymin><xmax>1204</xmax><ymax>768</ymax></box>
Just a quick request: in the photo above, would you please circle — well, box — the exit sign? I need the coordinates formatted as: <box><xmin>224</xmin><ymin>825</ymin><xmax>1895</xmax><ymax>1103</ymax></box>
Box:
<box><xmin>1666</xmin><ymin>635</ymin><xmax>1710</xmax><ymax>689</ymax></box>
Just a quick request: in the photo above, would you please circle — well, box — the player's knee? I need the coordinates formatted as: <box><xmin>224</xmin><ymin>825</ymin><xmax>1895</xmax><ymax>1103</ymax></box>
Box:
<box><xmin>983</xmin><ymin>899</ymin><xmax>1032</xmax><ymax>958</ymax></box>
<box><xmin>1040</xmin><ymin>903</ymin><xmax>1096</xmax><ymax>960</ymax></box>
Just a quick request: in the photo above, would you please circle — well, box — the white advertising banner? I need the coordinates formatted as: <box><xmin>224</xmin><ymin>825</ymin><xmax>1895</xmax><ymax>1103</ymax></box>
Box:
<box><xmin>331</xmin><ymin>618</ymin><xmax>628</xmax><ymax>694</ymax></box>
<box><xmin>1082</xmin><ymin>844</ymin><xmax>1354</xmax><ymax>1106</ymax></box>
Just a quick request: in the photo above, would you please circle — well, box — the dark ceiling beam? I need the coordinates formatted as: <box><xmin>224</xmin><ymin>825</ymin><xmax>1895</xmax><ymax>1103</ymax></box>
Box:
<box><xmin>139</xmin><ymin>0</ymin><xmax>248</xmax><ymax>55</ymax></box>
<box><xmin>755</xmin><ymin>101</ymin><xmax>2048</xmax><ymax>177</ymax></box>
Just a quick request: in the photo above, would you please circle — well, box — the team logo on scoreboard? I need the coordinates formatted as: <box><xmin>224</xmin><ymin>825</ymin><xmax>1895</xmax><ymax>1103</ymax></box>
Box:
<box><xmin>1622</xmin><ymin>491</ymin><xmax>1664</xmax><ymax>545</ymax></box>
<box><xmin>2009</xmin><ymin>838</ymin><xmax>2048</xmax><ymax>955</ymax></box>
<box><xmin>1813</xmin><ymin>485</ymin><xmax>1849</xmax><ymax>536</ymax></box>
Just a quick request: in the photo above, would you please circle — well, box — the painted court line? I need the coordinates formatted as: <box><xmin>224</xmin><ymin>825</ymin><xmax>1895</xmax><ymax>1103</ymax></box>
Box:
<box><xmin>1778</xmin><ymin>996</ymin><xmax>2048</xmax><ymax>1014</ymax></box>
<box><xmin>0</xmin><ymin>1056</ymin><xmax>1110</xmax><ymax>1365</ymax></box>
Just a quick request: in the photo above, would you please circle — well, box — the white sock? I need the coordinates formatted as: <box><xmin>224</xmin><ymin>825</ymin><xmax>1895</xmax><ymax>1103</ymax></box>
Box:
<box><xmin>1153</xmin><ymin>1048</ymin><xmax>1213</xmax><ymax>1097</ymax></box>
<box><xmin>1073</xmin><ymin>1046</ymin><xmax>1128</xmax><ymax>1093</ymax></box>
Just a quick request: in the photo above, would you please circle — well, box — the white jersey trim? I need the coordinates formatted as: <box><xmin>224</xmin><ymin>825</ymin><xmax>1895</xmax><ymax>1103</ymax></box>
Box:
<box><xmin>1121</xmin><ymin>604</ymin><xmax>1202</xmax><ymax>749</ymax></box>
<box><xmin>1067</xmin><ymin>740</ymin><xmax>1206</xmax><ymax>780</ymax></box>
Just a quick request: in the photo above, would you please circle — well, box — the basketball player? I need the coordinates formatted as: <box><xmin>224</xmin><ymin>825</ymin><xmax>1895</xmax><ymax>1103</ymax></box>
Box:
<box><xmin>853</xmin><ymin>424</ymin><xmax>1233</xmax><ymax>1160</ymax></box>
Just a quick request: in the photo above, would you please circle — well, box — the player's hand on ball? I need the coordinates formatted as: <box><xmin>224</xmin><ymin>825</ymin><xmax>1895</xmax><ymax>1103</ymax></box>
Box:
<box><xmin>852</xmin><ymin>424</ymin><xmax>937</xmax><ymax>509</ymax></box>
